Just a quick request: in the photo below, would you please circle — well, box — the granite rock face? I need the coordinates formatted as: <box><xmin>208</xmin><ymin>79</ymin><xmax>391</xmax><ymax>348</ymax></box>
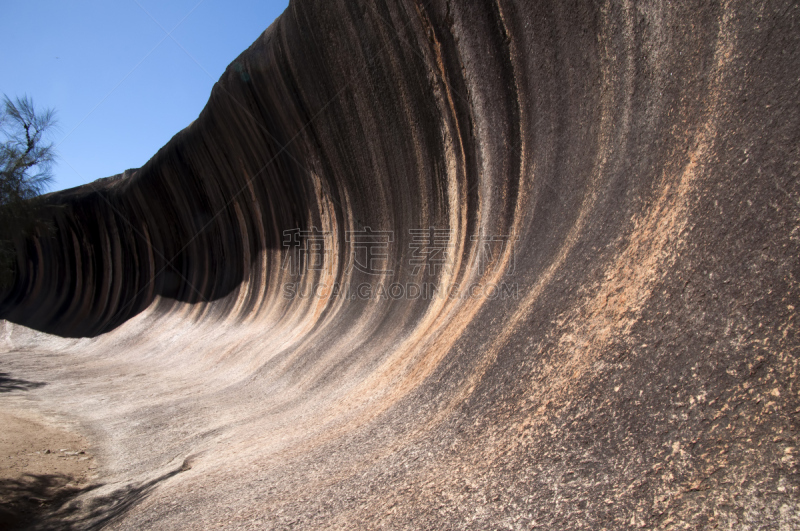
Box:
<box><xmin>1</xmin><ymin>0</ymin><xmax>799</xmax><ymax>528</ymax></box>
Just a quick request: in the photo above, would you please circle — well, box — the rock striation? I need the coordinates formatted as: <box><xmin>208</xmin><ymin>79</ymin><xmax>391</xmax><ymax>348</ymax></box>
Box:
<box><xmin>1</xmin><ymin>0</ymin><xmax>799</xmax><ymax>528</ymax></box>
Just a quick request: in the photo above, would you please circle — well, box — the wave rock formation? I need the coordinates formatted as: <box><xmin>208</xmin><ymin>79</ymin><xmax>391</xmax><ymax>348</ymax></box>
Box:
<box><xmin>2</xmin><ymin>0</ymin><xmax>799</xmax><ymax>528</ymax></box>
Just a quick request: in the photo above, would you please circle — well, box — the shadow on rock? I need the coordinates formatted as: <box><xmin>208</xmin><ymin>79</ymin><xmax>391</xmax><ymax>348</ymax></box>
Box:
<box><xmin>0</xmin><ymin>466</ymin><xmax>184</xmax><ymax>530</ymax></box>
<box><xmin>0</xmin><ymin>372</ymin><xmax>46</xmax><ymax>393</ymax></box>
<box><xmin>0</xmin><ymin>474</ymin><xmax>84</xmax><ymax>530</ymax></box>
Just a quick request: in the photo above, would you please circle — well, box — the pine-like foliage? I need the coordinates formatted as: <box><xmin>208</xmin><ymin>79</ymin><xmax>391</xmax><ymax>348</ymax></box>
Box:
<box><xmin>0</xmin><ymin>95</ymin><xmax>58</xmax><ymax>287</ymax></box>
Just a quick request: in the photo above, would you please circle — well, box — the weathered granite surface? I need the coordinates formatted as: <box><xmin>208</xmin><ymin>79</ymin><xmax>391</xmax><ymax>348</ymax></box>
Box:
<box><xmin>1</xmin><ymin>0</ymin><xmax>799</xmax><ymax>528</ymax></box>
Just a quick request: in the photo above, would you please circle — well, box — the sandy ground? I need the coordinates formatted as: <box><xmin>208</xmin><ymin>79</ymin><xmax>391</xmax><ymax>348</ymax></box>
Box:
<box><xmin>0</xmin><ymin>403</ymin><xmax>96</xmax><ymax>529</ymax></box>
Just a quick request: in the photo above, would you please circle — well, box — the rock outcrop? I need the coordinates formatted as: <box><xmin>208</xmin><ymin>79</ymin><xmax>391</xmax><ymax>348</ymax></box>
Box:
<box><xmin>1</xmin><ymin>0</ymin><xmax>799</xmax><ymax>528</ymax></box>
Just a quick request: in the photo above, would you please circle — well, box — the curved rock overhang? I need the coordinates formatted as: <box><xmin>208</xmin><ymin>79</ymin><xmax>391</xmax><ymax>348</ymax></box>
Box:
<box><xmin>1</xmin><ymin>0</ymin><xmax>799</xmax><ymax>528</ymax></box>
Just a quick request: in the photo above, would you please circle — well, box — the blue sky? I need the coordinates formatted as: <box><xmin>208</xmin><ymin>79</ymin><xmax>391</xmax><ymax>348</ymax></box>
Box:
<box><xmin>1</xmin><ymin>0</ymin><xmax>289</xmax><ymax>191</ymax></box>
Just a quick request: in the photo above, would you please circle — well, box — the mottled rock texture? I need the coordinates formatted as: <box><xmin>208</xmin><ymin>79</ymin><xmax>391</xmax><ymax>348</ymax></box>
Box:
<box><xmin>1</xmin><ymin>0</ymin><xmax>799</xmax><ymax>529</ymax></box>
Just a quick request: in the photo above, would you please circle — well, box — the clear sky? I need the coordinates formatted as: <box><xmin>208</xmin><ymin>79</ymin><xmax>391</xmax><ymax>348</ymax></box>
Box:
<box><xmin>1</xmin><ymin>0</ymin><xmax>290</xmax><ymax>192</ymax></box>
